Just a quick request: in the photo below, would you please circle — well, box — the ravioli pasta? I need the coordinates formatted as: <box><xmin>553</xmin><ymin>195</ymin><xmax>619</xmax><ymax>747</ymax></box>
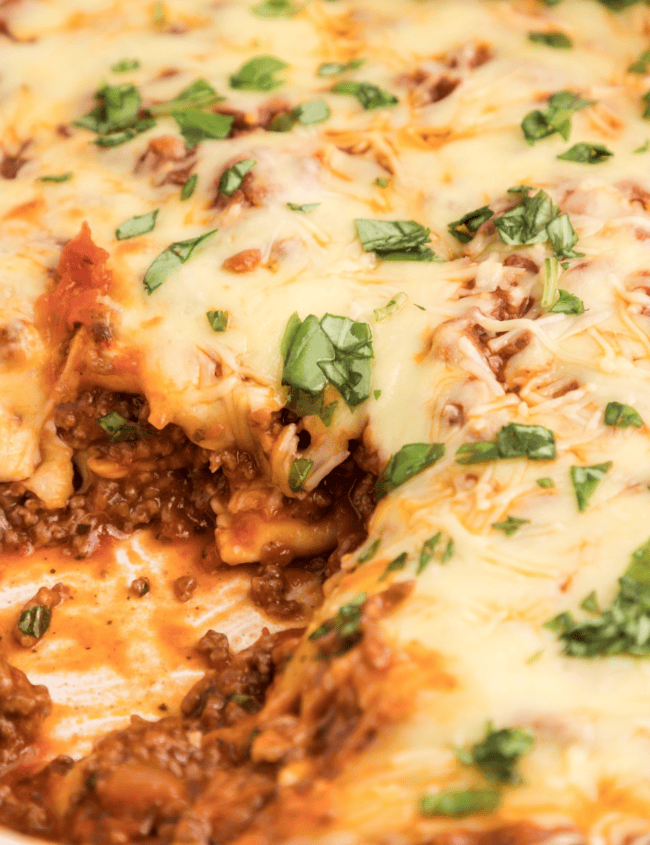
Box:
<box><xmin>2</xmin><ymin>0</ymin><xmax>650</xmax><ymax>842</ymax></box>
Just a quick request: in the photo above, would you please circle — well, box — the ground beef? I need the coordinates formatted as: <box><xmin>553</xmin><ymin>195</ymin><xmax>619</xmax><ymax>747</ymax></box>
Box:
<box><xmin>0</xmin><ymin>585</ymin><xmax>411</xmax><ymax>845</ymax></box>
<box><xmin>0</xmin><ymin>656</ymin><xmax>50</xmax><ymax>778</ymax></box>
<box><xmin>0</xmin><ymin>389</ymin><xmax>226</xmax><ymax>558</ymax></box>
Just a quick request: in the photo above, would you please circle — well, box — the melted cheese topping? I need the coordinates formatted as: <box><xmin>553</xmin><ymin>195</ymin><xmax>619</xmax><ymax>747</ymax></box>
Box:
<box><xmin>4</xmin><ymin>0</ymin><xmax>650</xmax><ymax>841</ymax></box>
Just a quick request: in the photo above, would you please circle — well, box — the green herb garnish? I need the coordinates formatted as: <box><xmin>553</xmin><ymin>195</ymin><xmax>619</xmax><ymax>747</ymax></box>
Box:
<box><xmin>491</xmin><ymin>516</ymin><xmax>530</xmax><ymax>536</ymax></box>
<box><xmin>629</xmin><ymin>47</ymin><xmax>650</xmax><ymax>74</ymax></box>
<box><xmin>536</xmin><ymin>477</ymin><xmax>555</xmax><ymax>488</ymax></box>
<box><xmin>419</xmin><ymin>789</ymin><xmax>501</xmax><ymax>818</ymax></box>
<box><xmin>111</xmin><ymin>58</ymin><xmax>140</xmax><ymax>73</ymax></box>
<box><xmin>358</xmin><ymin>538</ymin><xmax>380</xmax><ymax>563</ymax></box>
<box><xmin>39</xmin><ymin>172</ymin><xmax>73</xmax><ymax>183</ymax></box>
<box><xmin>220</xmin><ymin>159</ymin><xmax>256</xmax><ymax>196</ymax></box>
<box><xmin>230</xmin><ymin>55</ymin><xmax>288</xmax><ymax>92</ymax></box>
<box><xmin>206</xmin><ymin>310</ymin><xmax>229</xmax><ymax>332</ymax></box>
<box><xmin>604</xmin><ymin>401</ymin><xmax>644</xmax><ymax>428</ymax></box>
<box><xmin>288</xmin><ymin>457</ymin><xmax>314</xmax><ymax>492</ymax></box>
<box><xmin>570</xmin><ymin>462</ymin><xmax>612</xmax><ymax>512</ymax></box>
<box><xmin>173</xmin><ymin>109</ymin><xmax>233</xmax><ymax>148</ymax></box>
<box><xmin>331</xmin><ymin>80</ymin><xmax>398</xmax><ymax>110</ymax></box>
<box><xmin>557</xmin><ymin>142</ymin><xmax>613</xmax><ymax>163</ymax></box>
<box><xmin>379</xmin><ymin>552</ymin><xmax>408</xmax><ymax>581</ymax></box>
<box><xmin>286</xmin><ymin>202</ymin><xmax>320</xmax><ymax>212</ymax></box>
<box><xmin>251</xmin><ymin>0</ymin><xmax>301</xmax><ymax>16</ymax></box>
<box><xmin>143</xmin><ymin>230</ymin><xmax>217</xmax><ymax>294</ymax></box>
<box><xmin>550</xmin><ymin>289</ymin><xmax>585</xmax><ymax>314</ymax></box>
<box><xmin>317</xmin><ymin>58</ymin><xmax>364</xmax><ymax>77</ymax></box>
<box><xmin>417</xmin><ymin>532</ymin><xmax>454</xmax><ymax>574</ymax></box>
<box><xmin>456</xmin><ymin>723</ymin><xmax>534</xmax><ymax>784</ymax></box>
<box><xmin>115</xmin><ymin>209</ymin><xmax>158</xmax><ymax>240</ymax></box>
<box><xmin>528</xmin><ymin>31</ymin><xmax>573</xmax><ymax>49</ymax></box>
<box><xmin>448</xmin><ymin>205</ymin><xmax>494</xmax><ymax>244</ymax></box>
<box><xmin>150</xmin><ymin>78</ymin><xmax>222</xmax><ymax>116</ymax></box>
<box><xmin>269</xmin><ymin>98</ymin><xmax>331</xmax><ymax>131</ymax></box>
<box><xmin>547</xmin><ymin>537</ymin><xmax>650</xmax><ymax>657</ymax></box>
<box><xmin>521</xmin><ymin>90</ymin><xmax>594</xmax><ymax>145</ymax></box>
<box><xmin>17</xmin><ymin>606</ymin><xmax>52</xmax><ymax>639</ymax></box>
<box><xmin>376</xmin><ymin>443</ymin><xmax>445</xmax><ymax>500</ymax></box>
<box><xmin>374</xmin><ymin>292</ymin><xmax>407</xmax><ymax>322</ymax></box>
<box><xmin>281</xmin><ymin>312</ymin><xmax>374</xmax><ymax>411</ymax></box>
<box><xmin>97</xmin><ymin>412</ymin><xmax>151</xmax><ymax>441</ymax></box>
<box><xmin>456</xmin><ymin>423</ymin><xmax>556</xmax><ymax>464</ymax></box>
<box><xmin>180</xmin><ymin>173</ymin><xmax>198</xmax><ymax>200</ymax></box>
<box><xmin>355</xmin><ymin>219</ymin><xmax>436</xmax><ymax>261</ymax></box>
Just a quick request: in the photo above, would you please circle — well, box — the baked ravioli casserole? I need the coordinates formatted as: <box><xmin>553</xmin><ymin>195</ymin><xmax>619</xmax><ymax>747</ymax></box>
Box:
<box><xmin>3</xmin><ymin>0</ymin><xmax>650</xmax><ymax>842</ymax></box>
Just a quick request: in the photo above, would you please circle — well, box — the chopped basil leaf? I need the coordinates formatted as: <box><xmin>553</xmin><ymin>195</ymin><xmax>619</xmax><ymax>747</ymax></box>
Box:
<box><xmin>111</xmin><ymin>58</ymin><xmax>140</xmax><ymax>73</ymax></box>
<box><xmin>541</xmin><ymin>256</ymin><xmax>560</xmax><ymax>309</ymax></box>
<box><xmin>286</xmin><ymin>387</ymin><xmax>324</xmax><ymax>418</ymax></box>
<box><xmin>558</xmin><ymin>142</ymin><xmax>613</xmax><ymax>163</ymax></box>
<box><xmin>206</xmin><ymin>310</ymin><xmax>228</xmax><ymax>332</ymax></box>
<box><xmin>635</xmin><ymin>139</ymin><xmax>650</xmax><ymax>153</ymax></box>
<box><xmin>528</xmin><ymin>31</ymin><xmax>573</xmax><ymax>48</ymax></box>
<box><xmin>521</xmin><ymin>90</ymin><xmax>594</xmax><ymax>145</ymax></box>
<box><xmin>288</xmin><ymin>457</ymin><xmax>314</xmax><ymax>492</ymax></box>
<box><xmin>296</xmin><ymin>97</ymin><xmax>331</xmax><ymax>125</ymax></box>
<box><xmin>230</xmin><ymin>55</ymin><xmax>288</xmax><ymax>92</ymax></box>
<box><xmin>375</xmin><ymin>177</ymin><xmax>391</xmax><ymax>188</ymax></box>
<box><xmin>309</xmin><ymin>593</ymin><xmax>366</xmax><ymax>656</ymax></box>
<box><xmin>269</xmin><ymin>98</ymin><xmax>331</xmax><ymax>131</ymax></box>
<box><xmin>355</xmin><ymin>219</ymin><xmax>436</xmax><ymax>261</ymax></box>
<box><xmin>417</xmin><ymin>532</ymin><xmax>454</xmax><ymax>574</ymax></box>
<box><xmin>143</xmin><ymin>229</ymin><xmax>217</xmax><ymax>294</ymax></box>
<box><xmin>228</xmin><ymin>692</ymin><xmax>258</xmax><ymax>713</ymax></box>
<box><xmin>180</xmin><ymin>173</ymin><xmax>198</xmax><ymax>200</ymax></box>
<box><xmin>493</xmin><ymin>189</ymin><xmax>581</xmax><ymax>259</ymax></box>
<box><xmin>491</xmin><ymin>516</ymin><xmax>530</xmax><ymax>536</ymax></box>
<box><xmin>374</xmin><ymin>292</ymin><xmax>407</xmax><ymax>322</ymax></box>
<box><xmin>604</xmin><ymin>401</ymin><xmax>644</xmax><ymax>428</ymax></box>
<box><xmin>376</xmin><ymin>443</ymin><xmax>445</xmax><ymax>500</ymax></box>
<box><xmin>94</xmin><ymin>118</ymin><xmax>156</xmax><ymax>147</ymax></box>
<box><xmin>358</xmin><ymin>538</ymin><xmax>380</xmax><ymax>563</ymax></box>
<box><xmin>643</xmin><ymin>90</ymin><xmax>650</xmax><ymax>119</ymax></box>
<box><xmin>220</xmin><ymin>159</ymin><xmax>256</xmax><ymax>196</ymax></box>
<box><xmin>251</xmin><ymin>0</ymin><xmax>301</xmax><ymax>17</ymax></box>
<box><xmin>498</xmin><ymin>423</ymin><xmax>557</xmax><ymax>460</ymax></box>
<box><xmin>550</xmin><ymin>289</ymin><xmax>585</xmax><ymax>314</ymax></box>
<box><xmin>455</xmin><ymin>441</ymin><xmax>501</xmax><ymax>464</ymax></box>
<box><xmin>115</xmin><ymin>209</ymin><xmax>158</xmax><ymax>240</ymax></box>
<box><xmin>456</xmin><ymin>423</ymin><xmax>556</xmax><ymax>464</ymax></box>
<box><xmin>173</xmin><ymin>109</ymin><xmax>233</xmax><ymax>148</ymax></box>
<box><xmin>287</xmin><ymin>202</ymin><xmax>320</xmax><ymax>212</ymax></box>
<box><xmin>448</xmin><ymin>205</ymin><xmax>494</xmax><ymax>244</ymax></box>
<box><xmin>373</xmin><ymin>389</ymin><xmax>381</xmax><ymax>399</ymax></box>
<box><xmin>320</xmin><ymin>400</ymin><xmax>338</xmax><ymax>426</ymax></box>
<box><xmin>97</xmin><ymin>412</ymin><xmax>150</xmax><ymax>441</ymax></box>
<box><xmin>331</xmin><ymin>80</ymin><xmax>398</xmax><ymax>109</ymax></box>
<box><xmin>75</xmin><ymin>82</ymin><xmax>142</xmax><ymax>135</ymax></box>
<box><xmin>317</xmin><ymin>58</ymin><xmax>364</xmax><ymax>77</ymax></box>
<box><xmin>419</xmin><ymin>789</ymin><xmax>501</xmax><ymax>818</ymax></box>
<box><xmin>630</xmin><ymin>48</ymin><xmax>650</xmax><ymax>73</ymax></box>
<box><xmin>547</xmin><ymin>213</ymin><xmax>582</xmax><ymax>259</ymax></box>
<box><xmin>456</xmin><ymin>723</ymin><xmax>534</xmax><ymax>784</ymax></box>
<box><xmin>17</xmin><ymin>606</ymin><xmax>51</xmax><ymax>639</ymax></box>
<box><xmin>150</xmin><ymin>78</ymin><xmax>222</xmax><ymax>116</ymax></box>
<box><xmin>581</xmin><ymin>591</ymin><xmax>601</xmax><ymax>613</ymax></box>
<box><xmin>570</xmin><ymin>462</ymin><xmax>612</xmax><ymax>512</ymax></box>
<box><xmin>536</xmin><ymin>477</ymin><xmax>555</xmax><ymax>488</ymax></box>
<box><xmin>548</xmin><ymin>537</ymin><xmax>650</xmax><ymax>657</ymax></box>
<box><xmin>281</xmin><ymin>313</ymin><xmax>374</xmax><ymax>410</ymax></box>
<box><xmin>39</xmin><ymin>172</ymin><xmax>73</xmax><ymax>183</ymax></box>
<box><xmin>379</xmin><ymin>551</ymin><xmax>408</xmax><ymax>581</ymax></box>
